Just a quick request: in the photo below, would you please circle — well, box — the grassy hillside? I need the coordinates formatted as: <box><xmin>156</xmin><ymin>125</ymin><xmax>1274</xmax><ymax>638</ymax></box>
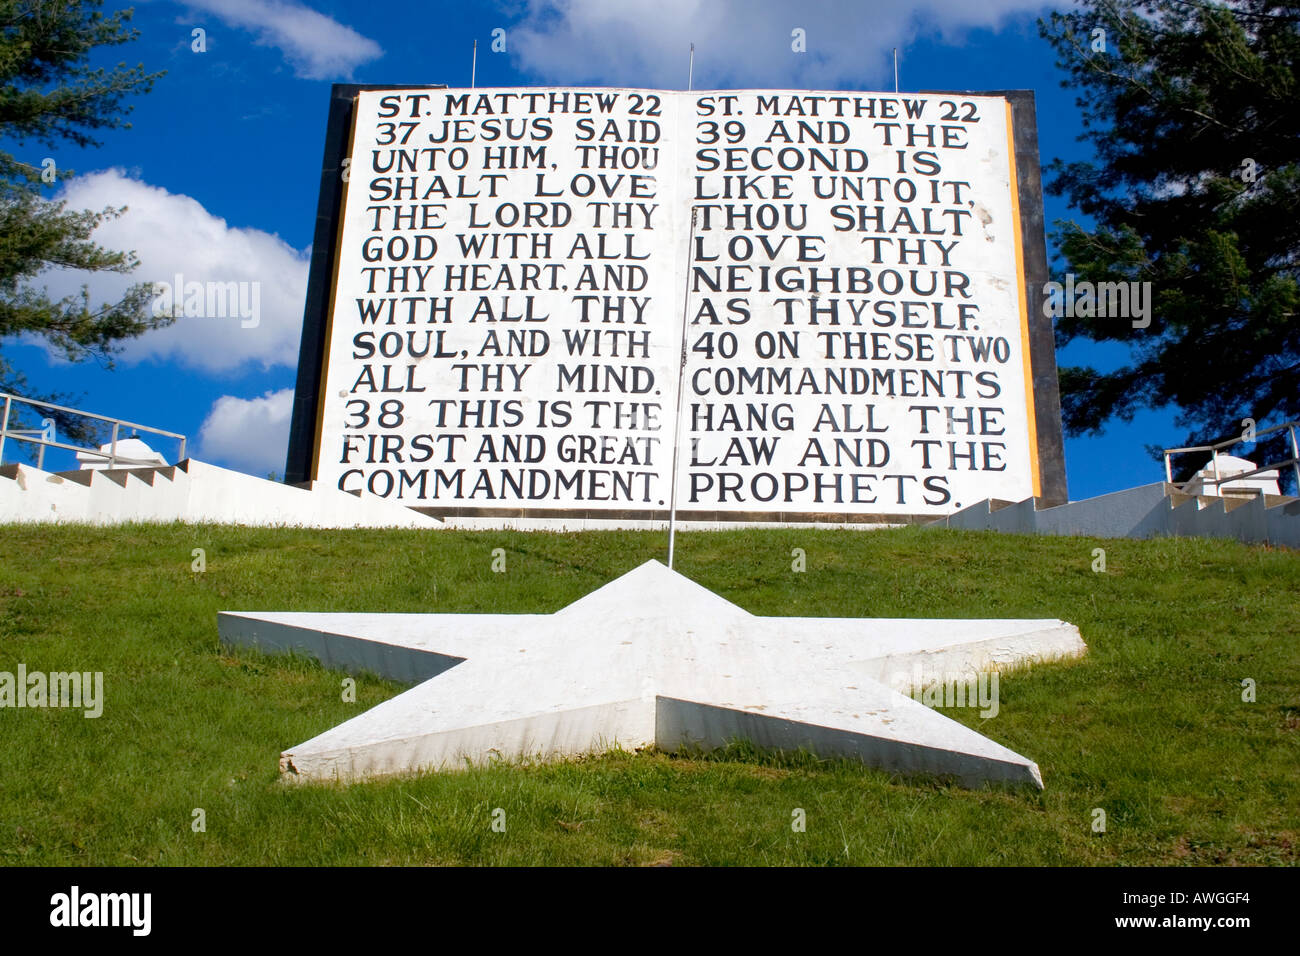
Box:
<box><xmin>0</xmin><ymin>522</ymin><xmax>1296</xmax><ymax>866</ymax></box>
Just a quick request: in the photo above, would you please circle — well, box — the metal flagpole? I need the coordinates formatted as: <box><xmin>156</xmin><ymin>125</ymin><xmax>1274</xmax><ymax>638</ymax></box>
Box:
<box><xmin>667</xmin><ymin>207</ymin><xmax>699</xmax><ymax>570</ymax></box>
<box><xmin>670</xmin><ymin>45</ymin><xmax>696</xmax><ymax>568</ymax></box>
<box><xmin>893</xmin><ymin>48</ymin><xmax>899</xmax><ymax>92</ymax></box>
<box><xmin>471</xmin><ymin>39</ymin><xmax>477</xmax><ymax>88</ymax></box>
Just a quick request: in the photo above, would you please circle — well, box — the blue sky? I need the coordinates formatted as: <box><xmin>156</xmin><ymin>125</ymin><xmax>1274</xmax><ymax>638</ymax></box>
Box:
<box><xmin>4</xmin><ymin>0</ymin><xmax>1182</xmax><ymax>499</ymax></box>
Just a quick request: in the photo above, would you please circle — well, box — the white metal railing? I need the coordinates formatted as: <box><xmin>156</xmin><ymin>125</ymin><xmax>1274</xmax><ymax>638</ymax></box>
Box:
<box><xmin>0</xmin><ymin>392</ymin><xmax>186</xmax><ymax>472</ymax></box>
<box><xmin>1163</xmin><ymin>420</ymin><xmax>1300</xmax><ymax>495</ymax></box>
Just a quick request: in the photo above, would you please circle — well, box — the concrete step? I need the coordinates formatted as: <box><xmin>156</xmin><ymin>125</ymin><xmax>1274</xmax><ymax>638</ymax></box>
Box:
<box><xmin>1220</xmin><ymin>495</ymin><xmax>1258</xmax><ymax>513</ymax></box>
<box><xmin>986</xmin><ymin>498</ymin><xmax>1023</xmax><ymax>513</ymax></box>
<box><xmin>54</xmin><ymin>469</ymin><xmax>95</xmax><ymax>486</ymax></box>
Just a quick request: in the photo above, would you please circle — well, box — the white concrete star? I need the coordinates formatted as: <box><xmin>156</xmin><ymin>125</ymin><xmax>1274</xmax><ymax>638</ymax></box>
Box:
<box><xmin>219</xmin><ymin>561</ymin><xmax>1085</xmax><ymax>788</ymax></box>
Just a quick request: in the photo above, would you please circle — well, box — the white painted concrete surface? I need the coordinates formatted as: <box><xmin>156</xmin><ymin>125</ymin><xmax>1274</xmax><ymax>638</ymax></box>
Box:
<box><xmin>76</xmin><ymin>437</ymin><xmax>167</xmax><ymax>470</ymax></box>
<box><xmin>220</xmin><ymin>560</ymin><xmax>1087</xmax><ymax>789</ymax></box>
<box><xmin>0</xmin><ymin>459</ymin><xmax>438</xmax><ymax>528</ymax></box>
<box><xmin>1185</xmin><ymin>454</ymin><xmax>1281</xmax><ymax>497</ymax></box>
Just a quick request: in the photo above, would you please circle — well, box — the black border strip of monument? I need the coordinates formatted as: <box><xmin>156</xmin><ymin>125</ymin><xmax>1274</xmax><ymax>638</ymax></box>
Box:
<box><xmin>923</xmin><ymin>89</ymin><xmax>1067</xmax><ymax>507</ymax></box>
<box><xmin>285</xmin><ymin>83</ymin><xmax>447</xmax><ymax>486</ymax></box>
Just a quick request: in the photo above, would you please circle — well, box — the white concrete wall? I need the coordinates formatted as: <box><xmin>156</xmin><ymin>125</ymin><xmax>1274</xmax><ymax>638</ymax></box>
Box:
<box><xmin>0</xmin><ymin>459</ymin><xmax>439</xmax><ymax>529</ymax></box>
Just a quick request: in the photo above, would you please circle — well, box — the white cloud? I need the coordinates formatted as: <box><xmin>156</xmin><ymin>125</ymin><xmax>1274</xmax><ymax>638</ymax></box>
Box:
<box><xmin>197</xmin><ymin>388</ymin><xmax>294</xmax><ymax>475</ymax></box>
<box><xmin>37</xmin><ymin>168</ymin><xmax>307</xmax><ymax>373</ymax></box>
<box><xmin>504</xmin><ymin>0</ymin><xmax>1051</xmax><ymax>88</ymax></box>
<box><xmin>179</xmin><ymin>0</ymin><xmax>383</xmax><ymax>79</ymax></box>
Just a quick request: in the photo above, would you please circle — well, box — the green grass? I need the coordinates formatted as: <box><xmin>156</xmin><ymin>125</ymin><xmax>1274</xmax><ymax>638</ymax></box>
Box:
<box><xmin>0</xmin><ymin>522</ymin><xmax>1296</xmax><ymax>866</ymax></box>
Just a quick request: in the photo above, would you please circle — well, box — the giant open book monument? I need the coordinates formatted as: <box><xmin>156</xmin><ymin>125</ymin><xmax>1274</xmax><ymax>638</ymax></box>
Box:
<box><xmin>286</xmin><ymin>86</ymin><xmax>1066</xmax><ymax>526</ymax></box>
